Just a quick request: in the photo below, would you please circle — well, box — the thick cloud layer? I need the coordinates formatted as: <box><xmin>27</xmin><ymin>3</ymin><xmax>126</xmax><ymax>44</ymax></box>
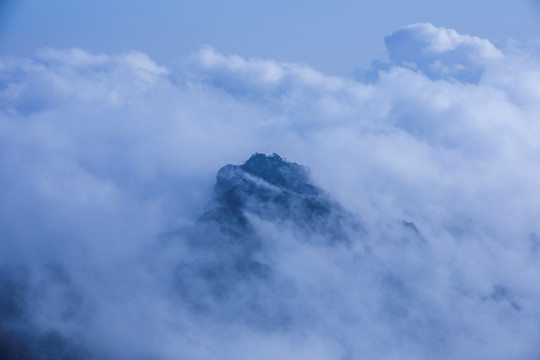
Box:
<box><xmin>1</xmin><ymin>24</ymin><xmax>540</xmax><ymax>359</ymax></box>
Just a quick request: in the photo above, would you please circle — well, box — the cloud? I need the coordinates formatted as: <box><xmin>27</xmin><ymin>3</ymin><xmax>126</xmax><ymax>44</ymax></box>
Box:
<box><xmin>383</xmin><ymin>23</ymin><xmax>503</xmax><ymax>83</ymax></box>
<box><xmin>0</xmin><ymin>48</ymin><xmax>168</xmax><ymax>115</ymax></box>
<box><xmin>1</xmin><ymin>24</ymin><xmax>540</xmax><ymax>359</ymax></box>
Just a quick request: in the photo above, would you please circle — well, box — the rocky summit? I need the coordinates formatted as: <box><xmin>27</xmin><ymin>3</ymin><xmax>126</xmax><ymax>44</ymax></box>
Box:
<box><xmin>177</xmin><ymin>153</ymin><xmax>361</xmax><ymax>312</ymax></box>
<box><xmin>199</xmin><ymin>153</ymin><xmax>359</xmax><ymax>243</ymax></box>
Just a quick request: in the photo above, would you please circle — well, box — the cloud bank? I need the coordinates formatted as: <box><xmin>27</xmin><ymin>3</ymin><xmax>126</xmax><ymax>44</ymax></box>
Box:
<box><xmin>1</xmin><ymin>23</ymin><xmax>540</xmax><ymax>359</ymax></box>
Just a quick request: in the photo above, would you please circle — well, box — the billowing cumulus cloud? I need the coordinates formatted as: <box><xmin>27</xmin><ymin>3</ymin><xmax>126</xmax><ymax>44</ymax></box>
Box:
<box><xmin>1</xmin><ymin>23</ymin><xmax>540</xmax><ymax>359</ymax></box>
<box><xmin>384</xmin><ymin>23</ymin><xmax>503</xmax><ymax>82</ymax></box>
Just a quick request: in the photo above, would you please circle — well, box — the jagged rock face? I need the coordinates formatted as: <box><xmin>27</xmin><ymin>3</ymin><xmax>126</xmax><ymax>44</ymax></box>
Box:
<box><xmin>200</xmin><ymin>153</ymin><xmax>359</xmax><ymax>243</ymax></box>
<box><xmin>238</xmin><ymin>153</ymin><xmax>315</xmax><ymax>195</ymax></box>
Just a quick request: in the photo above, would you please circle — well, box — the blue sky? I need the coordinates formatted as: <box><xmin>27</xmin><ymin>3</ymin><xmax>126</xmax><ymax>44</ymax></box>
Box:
<box><xmin>1</xmin><ymin>0</ymin><xmax>540</xmax><ymax>74</ymax></box>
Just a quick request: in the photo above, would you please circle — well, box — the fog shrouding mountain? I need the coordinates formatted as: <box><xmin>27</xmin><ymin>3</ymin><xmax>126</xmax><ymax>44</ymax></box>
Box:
<box><xmin>1</xmin><ymin>23</ymin><xmax>540</xmax><ymax>359</ymax></box>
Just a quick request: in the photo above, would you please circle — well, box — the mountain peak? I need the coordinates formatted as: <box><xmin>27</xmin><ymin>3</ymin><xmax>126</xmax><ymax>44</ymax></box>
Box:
<box><xmin>200</xmin><ymin>153</ymin><xmax>358</xmax><ymax>243</ymax></box>
<box><xmin>213</xmin><ymin>153</ymin><xmax>321</xmax><ymax>213</ymax></box>
<box><xmin>239</xmin><ymin>153</ymin><xmax>312</xmax><ymax>194</ymax></box>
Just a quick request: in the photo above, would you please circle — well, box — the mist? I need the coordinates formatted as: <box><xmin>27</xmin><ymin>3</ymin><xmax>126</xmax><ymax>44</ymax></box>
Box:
<box><xmin>1</xmin><ymin>24</ymin><xmax>540</xmax><ymax>359</ymax></box>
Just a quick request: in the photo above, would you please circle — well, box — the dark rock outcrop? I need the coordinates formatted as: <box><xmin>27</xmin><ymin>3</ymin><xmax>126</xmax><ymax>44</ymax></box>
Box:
<box><xmin>200</xmin><ymin>153</ymin><xmax>360</xmax><ymax>243</ymax></box>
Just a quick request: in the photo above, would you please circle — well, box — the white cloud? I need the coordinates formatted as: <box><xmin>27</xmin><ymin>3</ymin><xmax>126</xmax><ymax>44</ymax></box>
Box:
<box><xmin>384</xmin><ymin>23</ymin><xmax>503</xmax><ymax>82</ymax></box>
<box><xmin>1</xmin><ymin>24</ymin><xmax>540</xmax><ymax>359</ymax></box>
